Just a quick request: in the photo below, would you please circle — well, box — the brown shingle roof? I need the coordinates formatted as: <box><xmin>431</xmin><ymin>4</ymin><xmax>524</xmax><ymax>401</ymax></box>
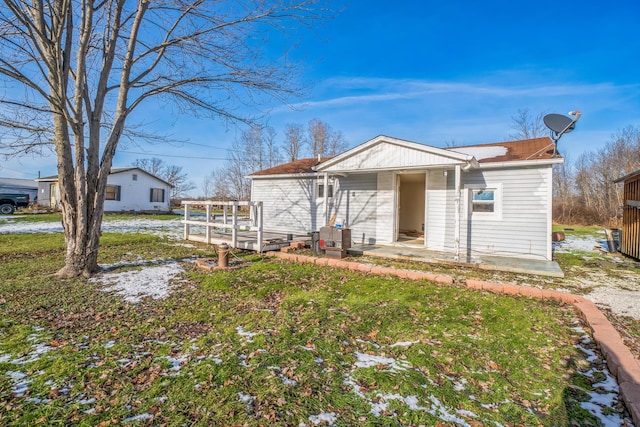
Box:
<box><xmin>447</xmin><ymin>137</ymin><xmax>557</xmax><ymax>163</ymax></box>
<box><xmin>251</xmin><ymin>137</ymin><xmax>558</xmax><ymax>177</ymax></box>
<box><xmin>249</xmin><ymin>157</ymin><xmax>333</xmax><ymax>176</ymax></box>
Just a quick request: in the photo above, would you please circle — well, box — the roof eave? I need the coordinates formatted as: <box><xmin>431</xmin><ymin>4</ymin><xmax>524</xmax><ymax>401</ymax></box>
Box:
<box><xmin>477</xmin><ymin>157</ymin><xmax>565</xmax><ymax>169</ymax></box>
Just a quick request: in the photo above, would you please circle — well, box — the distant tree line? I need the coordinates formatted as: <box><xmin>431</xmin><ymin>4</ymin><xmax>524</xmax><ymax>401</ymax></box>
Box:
<box><xmin>201</xmin><ymin>118</ymin><xmax>347</xmax><ymax>200</ymax></box>
<box><xmin>510</xmin><ymin>110</ymin><xmax>640</xmax><ymax>225</ymax></box>
<box><xmin>554</xmin><ymin>126</ymin><xmax>640</xmax><ymax>225</ymax></box>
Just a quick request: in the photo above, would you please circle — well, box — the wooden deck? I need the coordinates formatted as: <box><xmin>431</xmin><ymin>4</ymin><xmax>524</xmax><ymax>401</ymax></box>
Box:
<box><xmin>181</xmin><ymin>200</ymin><xmax>310</xmax><ymax>252</ymax></box>
<box><xmin>185</xmin><ymin>230</ymin><xmax>310</xmax><ymax>252</ymax></box>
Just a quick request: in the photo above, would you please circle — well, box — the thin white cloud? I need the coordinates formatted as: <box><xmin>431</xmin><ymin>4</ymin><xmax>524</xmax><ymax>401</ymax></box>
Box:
<box><xmin>287</xmin><ymin>77</ymin><xmax>637</xmax><ymax>111</ymax></box>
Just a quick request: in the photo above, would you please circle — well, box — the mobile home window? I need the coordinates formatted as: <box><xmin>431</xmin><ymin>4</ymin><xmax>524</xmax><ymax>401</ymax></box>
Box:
<box><xmin>317</xmin><ymin>182</ymin><xmax>334</xmax><ymax>199</ymax></box>
<box><xmin>150</xmin><ymin>188</ymin><xmax>165</xmax><ymax>203</ymax></box>
<box><xmin>132</xmin><ymin>173</ymin><xmax>138</xmax><ymax>181</ymax></box>
<box><xmin>471</xmin><ymin>189</ymin><xmax>495</xmax><ymax>213</ymax></box>
<box><xmin>106</xmin><ymin>185</ymin><xmax>121</xmax><ymax>201</ymax></box>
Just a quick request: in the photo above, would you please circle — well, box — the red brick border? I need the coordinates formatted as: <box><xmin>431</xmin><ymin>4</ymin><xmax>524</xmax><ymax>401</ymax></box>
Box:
<box><xmin>264</xmin><ymin>251</ymin><xmax>640</xmax><ymax>424</ymax></box>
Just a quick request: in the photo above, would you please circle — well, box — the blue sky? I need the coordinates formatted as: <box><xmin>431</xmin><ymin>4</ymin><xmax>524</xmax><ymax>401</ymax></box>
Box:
<box><xmin>2</xmin><ymin>0</ymin><xmax>639</xmax><ymax>194</ymax></box>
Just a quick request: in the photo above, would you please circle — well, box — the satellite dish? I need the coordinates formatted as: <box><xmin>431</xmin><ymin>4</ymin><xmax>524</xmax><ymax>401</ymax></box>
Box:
<box><xmin>542</xmin><ymin>111</ymin><xmax>582</xmax><ymax>156</ymax></box>
<box><xmin>543</xmin><ymin>114</ymin><xmax>576</xmax><ymax>135</ymax></box>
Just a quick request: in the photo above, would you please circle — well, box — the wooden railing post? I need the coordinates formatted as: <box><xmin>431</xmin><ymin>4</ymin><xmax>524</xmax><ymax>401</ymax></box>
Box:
<box><xmin>231</xmin><ymin>201</ymin><xmax>238</xmax><ymax>248</ymax></box>
<box><xmin>205</xmin><ymin>203</ymin><xmax>211</xmax><ymax>244</ymax></box>
<box><xmin>256</xmin><ymin>202</ymin><xmax>263</xmax><ymax>253</ymax></box>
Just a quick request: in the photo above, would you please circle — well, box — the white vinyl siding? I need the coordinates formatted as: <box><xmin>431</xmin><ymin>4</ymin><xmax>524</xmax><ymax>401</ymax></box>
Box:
<box><xmin>330</xmin><ymin>174</ymin><xmax>378</xmax><ymax>245</ymax></box>
<box><xmin>104</xmin><ymin>170</ymin><xmax>171</xmax><ymax>212</ymax></box>
<box><xmin>425</xmin><ymin>170</ymin><xmax>450</xmax><ymax>250</ymax></box>
<box><xmin>252</xmin><ymin>174</ymin><xmax>379</xmax><ymax>243</ymax></box>
<box><xmin>251</xmin><ymin>177</ymin><xmax>318</xmax><ymax>233</ymax></box>
<box><xmin>375</xmin><ymin>172</ymin><xmax>395</xmax><ymax>243</ymax></box>
<box><xmin>425</xmin><ymin>166</ymin><xmax>552</xmax><ymax>260</ymax></box>
<box><xmin>321</xmin><ymin>140</ymin><xmax>468</xmax><ymax>173</ymax></box>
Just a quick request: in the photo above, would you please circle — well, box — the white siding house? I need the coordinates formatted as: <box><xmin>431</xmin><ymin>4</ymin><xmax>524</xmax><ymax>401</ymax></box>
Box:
<box><xmin>36</xmin><ymin>167</ymin><xmax>172</xmax><ymax>212</ymax></box>
<box><xmin>250</xmin><ymin>135</ymin><xmax>563</xmax><ymax>262</ymax></box>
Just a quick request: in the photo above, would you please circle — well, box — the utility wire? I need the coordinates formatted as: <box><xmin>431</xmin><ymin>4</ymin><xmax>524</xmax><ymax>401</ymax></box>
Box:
<box><xmin>119</xmin><ymin>150</ymin><xmax>229</xmax><ymax>161</ymax></box>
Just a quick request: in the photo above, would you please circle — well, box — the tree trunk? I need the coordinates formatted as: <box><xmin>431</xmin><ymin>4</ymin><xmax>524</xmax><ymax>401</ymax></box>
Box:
<box><xmin>57</xmin><ymin>233</ymin><xmax>101</xmax><ymax>278</ymax></box>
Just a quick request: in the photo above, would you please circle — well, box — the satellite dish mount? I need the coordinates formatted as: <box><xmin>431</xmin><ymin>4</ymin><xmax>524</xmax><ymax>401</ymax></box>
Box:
<box><xmin>543</xmin><ymin>111</ymin><xmax>582</xmax><ymax>157</ymax></box>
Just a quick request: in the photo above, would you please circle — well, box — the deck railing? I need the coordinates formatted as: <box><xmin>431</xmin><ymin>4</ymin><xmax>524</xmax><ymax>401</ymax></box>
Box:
<box><xmin>180</xmin><ymin>200</ymin><xmax>264</xmax><ymax>252</ymax></box>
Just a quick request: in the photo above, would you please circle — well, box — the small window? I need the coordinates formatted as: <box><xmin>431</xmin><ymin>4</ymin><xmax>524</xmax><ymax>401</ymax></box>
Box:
<box><xmin>132</xmin><ymin>174</ymin><xmax>138</xmax><ymax>181</ymax></box>
<box><xmin>106</xmin><ymin>185</ymin><xmax>121</xmax><ymax>201</ymax></box>
<box><xmin>471</xmin><ymin>189</ymin><xmax>495</xmax><ymax>213</ymax></box>
<box><xmin>317</xmin><ymin>182</ymin><xmax>334</xmax><ymax>199</ymax></box>
<box><xmin>150</xmin><ymin>188</ymin><xmax>165</xmax><ymax>203</ymax></box>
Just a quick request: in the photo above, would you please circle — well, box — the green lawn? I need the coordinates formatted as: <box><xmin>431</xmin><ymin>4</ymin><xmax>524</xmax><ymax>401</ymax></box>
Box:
<box><xmin>0</xmin><ymin>229</ymin><xmax>624</xmax><ymax>426</ymax></box>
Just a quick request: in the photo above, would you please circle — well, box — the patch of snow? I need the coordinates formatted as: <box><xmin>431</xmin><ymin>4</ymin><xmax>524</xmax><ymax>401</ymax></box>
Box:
<box><xmin>553</xmin><ymin>234</ymin><xmax>605</xmax><ymax>254</ymax></box>
<box><xmin>574</xmin><ymin>332</ymin><xmax>628</xmax><ymax>426</ymax></box>
<box><xmin>267</xmin><ymin>366</ymin><xmax>298</xmax><ymax>386</ymax></box>
<box><xmin>238</xmin><ymin>392</ymin><xmax>255</xmax><ymax>413</ymax></box>
<box><xmin>0</xmin><ymin>217</ymin><xmax>183</xmax><ymax>240</ymax></box>
<box><xmin>389</xmin><ymin>341</ymin><xmax>419</xmax><ymax>347</ymax></box>
<box><xmin>122</xmin><ymin>413</ymin><xmax>154</xmax><ymax>423</ymax></box>
<box><xmin>6</xmin><ymin>370</ymin><xmax>30</xmax><ymax>397</ymax></box>
<box><xmin>77</xmin><ymin>397</ymin><xmax>96</xmax><ymax>405</ymax></box>
<box><xmin>158</xmin><ymin>355</ymin><xmax>188</xmax><ymax>372</ymax></box>
<box><xmin>103</xmin><ymin>340</ymin><xmax>116</xmax><ymax>349</ymax></box>
<box><xmin>90</xmin><ymin>261</ymin><xmax>184</xmax><ymax>303</ymax></box>
<box><xmin>354</xmin><ymin>352</ymin><xmax>410</xmax><ymax>372</ymax></box>
<box><xmin>236</xmin><ymin>326</ymin><xmax>256</xmax><ymax>341</ymax></box>
<box><xmin>308</xmin><ymin>412</ymin><xmax>337</xmax><ymax>425</ymax></box>
<box><xmin>450</xmin><ymin>146</ymin><xmax>508</xmax><ymax>161</ymax></box>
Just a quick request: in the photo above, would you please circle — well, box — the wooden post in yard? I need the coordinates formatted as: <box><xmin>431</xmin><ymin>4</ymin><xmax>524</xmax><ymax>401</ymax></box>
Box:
<box><xmin>183</xmin><ymin>203</ymin><xmax>190</xmax><ymax>240</ymax></box>
<box><xmin>205</xmin><ymin>203</ymin><xmax>211</xmax><ymax>244</ymax></box>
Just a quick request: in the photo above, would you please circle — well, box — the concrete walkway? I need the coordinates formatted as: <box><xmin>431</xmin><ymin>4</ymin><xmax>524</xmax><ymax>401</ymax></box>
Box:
<box><xmin>265</xmin><ymin>250</ymin><xmax>640</xmax><ymax>425</ymax></box>
<box><xmin>348</xmin><ymin>244</ymin><xmax>565</xmax><ymax>278</ymax></box>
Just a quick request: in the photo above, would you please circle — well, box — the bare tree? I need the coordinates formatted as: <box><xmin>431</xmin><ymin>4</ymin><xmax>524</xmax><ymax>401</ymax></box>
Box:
<box><xmin>509</xmin><ymin>109</ymin><xmax>547</xmax><ymax>140</ymax></box>
<box><xmin>164</xmin><ymin>165</ymin><xmax>196</xmax><ymax>199</ymax></box>
<box><xmin>264</xmin><ymin>126</ymin><xmax>281</xmax><ymax>168</ymax></box>
<box><xmin>0</xmin><ymin>0</ymin><xmax>324</xmax><ymax>276</ymax></box>
<box><xmin>571</xmin><ymin>126</ymin><xmax>640</xmax><ymax>224</ymax></box>
<box><xmin>133</xmin><ymin>158</ymin><xmax>165</xmax><ymax>178</ymax></box>
<box><xmin>307</xmin><ymin>118</ymin><xmax>346</xmax><ymax>157</ymax></box>
<box><xmin>283</xmin><ymin>122</ymin><xmax>305</xmax><ymax>161</ymax></box>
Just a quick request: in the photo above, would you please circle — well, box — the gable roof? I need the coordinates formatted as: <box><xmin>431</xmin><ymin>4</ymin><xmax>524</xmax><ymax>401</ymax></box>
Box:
<box><xmin>250</xmin><ymin>135</ymin><xmax>562</xmax><ymax>178</ymax></box>
<box><xmin>249</xmin><ymin>157</ymin><xmax>333</xmax><ymax>176</ymax></box>
<box><xmin>35</xmin><ymin>167</ymin><xmax>173</xmax><ymax>187</ymax></box>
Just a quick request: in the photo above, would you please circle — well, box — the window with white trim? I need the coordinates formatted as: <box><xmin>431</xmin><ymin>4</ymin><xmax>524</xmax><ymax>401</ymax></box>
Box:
<box><xmin>466</xmin><ymin>184</ymin><xmax>502</xmax><ymax>220</ymax></box>
<box><xmin>470</xmin><ymin>188</ymin><xmax>495</xmax><ymax>213</ymax></box>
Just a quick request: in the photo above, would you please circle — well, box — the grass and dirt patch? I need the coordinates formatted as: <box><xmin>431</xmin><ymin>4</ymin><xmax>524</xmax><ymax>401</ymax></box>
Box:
<box><xmin>0</xmin><ymin>225</ymin><xmax>632</xmax><ymax>425</ymax></box>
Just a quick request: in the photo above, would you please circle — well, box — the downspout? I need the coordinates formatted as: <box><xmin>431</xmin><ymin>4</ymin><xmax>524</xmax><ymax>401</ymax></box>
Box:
<box><xmin>454</xmin><ymin>164</ymin><xmax>461</xmax><ymax>262</ymax></box>
<box><xmin>323</xmin><ymin>172</ymin><xmax>329</xmax><ymax>225</ymax></box>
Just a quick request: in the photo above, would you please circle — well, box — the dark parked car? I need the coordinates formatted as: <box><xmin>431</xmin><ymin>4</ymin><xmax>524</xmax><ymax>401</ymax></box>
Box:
<box><xmin>0</xmin><ymin>193</ymin><xmax>30</xmax><ymax>214</ymax></box>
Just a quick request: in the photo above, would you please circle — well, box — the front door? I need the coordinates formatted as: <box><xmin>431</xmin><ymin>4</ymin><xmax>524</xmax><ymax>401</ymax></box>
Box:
<box><xmin>396</xmin><ymin>173</ymin><xmax>426</xmax><ymax>243</ymax></box>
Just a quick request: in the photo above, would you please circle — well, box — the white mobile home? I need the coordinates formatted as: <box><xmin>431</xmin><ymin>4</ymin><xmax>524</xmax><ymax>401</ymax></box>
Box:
<box><xmin>36</xmin><ymin>167</ymin><xmax>172</xmax><ymax>213</ymax></box>
<box><xmin>250</xmin><ymin>135</ymin><xmax>563</xmax><ymax>262</ymax></box>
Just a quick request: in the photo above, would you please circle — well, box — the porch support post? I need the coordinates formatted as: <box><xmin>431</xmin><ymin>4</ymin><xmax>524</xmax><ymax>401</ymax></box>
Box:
<box><xmin>454</xmin><ymin>164</ymin><xmax>461</xmax><ymax>262</ymax></box>
<box><xmin>323</xmin><ymin>172</ymin><xmax>329</xmax><ymax>225</ymax></box>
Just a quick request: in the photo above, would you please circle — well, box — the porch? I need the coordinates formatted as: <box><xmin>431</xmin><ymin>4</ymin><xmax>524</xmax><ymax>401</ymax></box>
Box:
<box><xmin>348</xmin><ymin>243</ymin><xmax>564</xmax><ymax>278</ymax></box>
<box><xmin>181</xmin><ymin>200</ymin><xmax>310</xmax><ymax>252</ymax></box>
